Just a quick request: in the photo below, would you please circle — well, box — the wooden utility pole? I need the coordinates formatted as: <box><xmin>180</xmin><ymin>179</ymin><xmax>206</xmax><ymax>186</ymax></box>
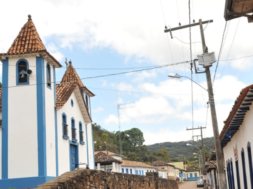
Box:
<box><xmin>187</xmin><ymin>127</ymin><xmax>206</xmax><ymax>176</ymax></box>
<box><xmin>165</xmin><ymin>19</ymin><xmax>227</xmax><ymax>189</ymax></box>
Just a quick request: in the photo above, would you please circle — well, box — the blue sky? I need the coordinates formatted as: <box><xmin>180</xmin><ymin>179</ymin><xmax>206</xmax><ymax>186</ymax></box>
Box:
<box><xmin>1</xmin><ymin>0</ymin><xmax>253</xmax><ymax>144</ymax></box>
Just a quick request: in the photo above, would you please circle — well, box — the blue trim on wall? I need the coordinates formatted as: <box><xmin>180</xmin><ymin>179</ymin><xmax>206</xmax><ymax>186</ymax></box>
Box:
<box><xmin>71</xmin><ymin>99</ymin><xmax>74</xmax><ymax>107</ymax></box>
<box><xmin>90</xmin><ymin>123</ymin><xmax>95</xmax><ymax>169</ymax></box>
<box><xmin>46</xmin><ymin>63</ymin><xmax>51</xmax><ymax>89</ymax></box>
<box><xmin>69</xmin><ymin>141</ymin><xmax>79</xmax><ymax>170</ymax></box>
<box><xmin>2</xmin><ymin>58</ymin><xmax>8</xmax><ymax>179</ymax></box>
<box><xmin>62</xmin><ymin>113</ymin><xmax>69</xmax><ymax>139</ymax></box>
<box><xmin>71</xmin><ymin>117</ymin><xmax>77</xmax><ymax>143</ymax></box>
<box><xmin>85</xmin><ymin>124</ymin><xmax>89</xmax><ymax>167</ymax></box>
<box><xmin>0</xmin><ymin>176</ymin><xmax>55</xmax><ymax>188</ymax></box>
<box><xmin>79</xmin><ymin>121</ymin><xmax>84</xmax><ymax>145</ymax></box>
<box><xmin>16</xmin><ymin>58</ymin><xmax>29</xmax><ymax>85</ymax></box>
<box><xmin>36</xmin><ymin>57</ymin><xmax>47</xmax><ymax>176</ymax></box>
<box><xmin>53</xmin><ymin>66</ymin><xmax>59</xmax><ymax>177</ymax></box>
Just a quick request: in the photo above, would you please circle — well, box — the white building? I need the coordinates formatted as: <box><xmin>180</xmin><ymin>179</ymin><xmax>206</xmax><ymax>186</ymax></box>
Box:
<box><xmin>0</xmin><ymin>15</ymin><xmax>95</xmax><ymax>188</ymax></box>
<box><xmin>95</xmin><ymin>151</ymin><xmax>156</xmax><ymax>176</ymax></box>
<box><xmin>220</xmin><ymin>84</ymin><xmax>253</xmax><ymax>189</ymax></box>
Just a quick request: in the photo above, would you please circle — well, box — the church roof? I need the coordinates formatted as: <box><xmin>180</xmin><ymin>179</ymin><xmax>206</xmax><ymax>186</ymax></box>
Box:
<box><xmin>0</xmin><ymin>15</ymin><xmax>62</xmax><ymax>68</ymax></box>
<box><xmin>61</xmin><ymin>62</ymin><xmax>95</xmax><ymax>97</ymax></box>
<box><xmin>56</xmin><ymin>62</ymin><xmax>95</xmax><ymax>123</ymax></box>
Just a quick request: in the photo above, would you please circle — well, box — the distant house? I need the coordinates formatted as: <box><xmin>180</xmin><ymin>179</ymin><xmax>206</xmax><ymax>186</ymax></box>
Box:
<box><xmin>220</xmin><ymin>84</ymin><xmax>253</xmax><ymax>188</ymax></box>
<box><xmin>151</xmin><ymin>161</ymin><xmax>176</xmax><ymax>180</ymax></box>
<box><xmin>186</xmin><ymin>167</ymin><xmax>200</xmax><ymax>181</ymax></box>
<box><xmin>94</xmin><ymin>151</ymin><xmax>156</xmax><ymax>175</ymax></box>
<box><xmin>205</xmin><ymin>152</ymin><xmax>218</xmax><ymax>189</ymax></box>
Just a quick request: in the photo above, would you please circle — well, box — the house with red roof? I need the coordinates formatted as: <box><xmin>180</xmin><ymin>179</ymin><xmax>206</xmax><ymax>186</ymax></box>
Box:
<box><xmin>220</xmin><ymin>84</ymin><xmax>253</xmax><ymax>188</ymax></box>
<box><xmin>0</xmin><ymin>15</ymin><xmax>95</xmax><ymax>188</ymax></box>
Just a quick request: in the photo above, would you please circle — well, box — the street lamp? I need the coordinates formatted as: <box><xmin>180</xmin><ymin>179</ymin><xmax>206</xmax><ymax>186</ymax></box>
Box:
<box><xmin>168</xmin><ymin>74</ymin><xmax>207</xmax><ymax>92</ymax></box>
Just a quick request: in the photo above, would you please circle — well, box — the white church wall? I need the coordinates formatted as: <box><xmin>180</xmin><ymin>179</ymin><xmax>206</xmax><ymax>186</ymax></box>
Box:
<box><xmin>87</xmin><ymin>123</ymin><xmax>95</xmax><ymax>169</ymax></box>
<box><xmin>44</xmin><ymin>61</ymin><xmax>56</xmax><ymax>177</ymax></box>
<box><xmin>223</xmin><ymin>103</ymin><xmax>253</xmax><ymax>189</ymax></box>
<box><xmin>0</xmin><ymin>129</ymin><xmax>2</xmax><ymax>179</ymax></box>
<box><xmin>8</xmin><ymin>57</ymin><xmax>38</xmax><ymax>178</ymax></box>
<box><xmin>57</xmin><ymin>91</ymin><xmax>88</xmax><ymax>175</ymax></box>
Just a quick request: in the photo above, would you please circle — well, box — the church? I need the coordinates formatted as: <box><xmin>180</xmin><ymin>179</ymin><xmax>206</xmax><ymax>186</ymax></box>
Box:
<box><xmin>0</xmin><ymin>15</ymin><xmax>95</xmax><ymax>188</ymax></box>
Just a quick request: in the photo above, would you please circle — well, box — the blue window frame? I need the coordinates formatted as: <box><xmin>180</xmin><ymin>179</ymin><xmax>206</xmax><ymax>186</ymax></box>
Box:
<box><xmin>227</xmin><ymin>161</ymin><xmax>231</xmax><ymax>189</ymax></box>
<box><xmin>135</xmin><ymin>170</ymin><xmax>138</xmax><ymax>175</ymax></box>
<box><xmin>130</xmin><ymin>169</ymin><xmax>132</xmax><ymax>174</ymax></box>
<box><xmin>247</xmin><ymin>142</ymin><xmax>253</xmax><ymax>189</ymax></box>
<box><xmin>86</xmin><ymin>95</ymin><xmax>89</xmax><ymax>106</ymax></box>
<box><xmin>235</xmin><ymin>160</ymin><xmax>241</xmax><ymax>189</ymax></box>
<box><xmin>194</xmin><ymin>173</ymin><xmax>197</xmax><ymax>177</ymax></box>
<box><xmin>71</xmin><ymin>99</ymin><xmax>74</xmax><ymax>107</ymax></box>
<box><xmin>190</xmin><ymin>173</ymin><xmax>192</xmax><ymax>178</ymax></box>
<box><xmin>142</xmin><ymin>170</ymin><xmax>144</xmax><ymax>175</ymax></box>
<box><xmin>126</xmin><ymin>169</ymin><xmax>128</xmax><ymax>174</ymax></box>
<box><xmin>122</xmin><ymin>168</ymin><xmax>124</xmax><ymax>173</ymax></box>
<box><xmin>46</xmin><ymin>63</ymin><xmax>51</xmax><ymax>89</ymax></box>
<box><xmin>71</xmin><ymin>118</ymin><xmax>77</xmax><ymax>142</ymax></box>
<box><xmin>16</xmin><ymin>59</ymin><xmax>29</xmax><ymax>85</ymax></box>
<box><xmin>62</xmin><ymin>113</ymin><xmax>68</xmax><ymax>139</ymax></box>
<box><xmin>79</xmin><ymin>122</ymin><xmax>84</xmax><ymax>145</ymax></box>
<box><xmin>230</xmin><ymin>161</ymin><xmax>235</xmax><ymax>189</ymax></box>
<box><xmin>241</xmin><ymin>148</ymin><xmax>248</xmax><ymax>189</ymax></box>
<box><xmin>139</xmin><ymin>170</ymin><xmax>141</xmax><ymax>175</ymax></box>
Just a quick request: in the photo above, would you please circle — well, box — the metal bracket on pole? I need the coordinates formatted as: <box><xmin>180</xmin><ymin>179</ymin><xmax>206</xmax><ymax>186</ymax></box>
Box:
<box><xmin>165</xmin><ymin>26</ymin><xmax>173</xmax><ymax>39</ymax></box>
<box><xmin>193</xmin><ymin>59</ymin><xmax>206</xmax><ymax>74</ymax></box>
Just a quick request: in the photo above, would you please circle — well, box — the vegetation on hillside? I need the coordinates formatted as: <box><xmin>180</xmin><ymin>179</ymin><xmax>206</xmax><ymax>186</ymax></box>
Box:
<box><xmin>93</xmin><ymin>123</ymin><xmax>214</xmax><ymax>166</ymax></box>
<box><xmin>93</xmin><ymin>123</ymin><xmax>169</xmax><ymax>163</ymax></box>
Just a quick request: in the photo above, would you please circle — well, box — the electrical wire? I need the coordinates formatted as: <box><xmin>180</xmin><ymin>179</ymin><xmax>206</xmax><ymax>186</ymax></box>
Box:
<box><xmin>212</xmin><ymin>21</ymin><xmax>228</xmax><ymax>84</ymax></box>
<box><xmin>214</xmin><ymin>18</ymin><xmax>240</xmax><ymax>92</ymax></box>
<box><xmin>173</xmin><ymin>36</ymin><xmax>201</xmax><ymax>45</ymax></box>
<box><xmin>2</xmin><ymin>60</ymin><xmax>190</xmax><ymax>89</ymax></box>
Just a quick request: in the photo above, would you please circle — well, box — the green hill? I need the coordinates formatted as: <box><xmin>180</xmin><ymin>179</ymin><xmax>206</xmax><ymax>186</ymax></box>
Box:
<box><xmin>147</xmin><ymin>137</ymin><xmax>215</xmax><ymax>161</ymax></box>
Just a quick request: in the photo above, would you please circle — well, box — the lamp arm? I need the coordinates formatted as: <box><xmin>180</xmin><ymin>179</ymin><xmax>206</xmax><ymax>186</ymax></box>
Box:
<box><xmin>181</xmin><ymin>76</ymin><xmax>208</xmax><ymax>92</ymax></box>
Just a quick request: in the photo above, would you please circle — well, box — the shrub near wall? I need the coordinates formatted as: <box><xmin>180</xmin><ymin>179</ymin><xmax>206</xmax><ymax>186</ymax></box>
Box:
<box><xmin>37</xmin><ymin>169</ymin><xmax>178</xmax><ymax>189</ymax></box>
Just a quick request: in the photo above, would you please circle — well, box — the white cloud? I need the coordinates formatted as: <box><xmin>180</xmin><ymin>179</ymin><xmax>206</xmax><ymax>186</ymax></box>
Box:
<box><xmin>105</xmin><ymin>114</ymin><xmax>118</xmax><ymax>124</ymax></box>
<box><xmin>117</xmin><ymin>98</ymin><xmax>124</xmax><ymax>104</ymax></box>
<box><xmin>131</xmin><ymin>70</ymin><xmax>157</xmax><ymax>82</ymax></box>
<box><xmin>93</xmin><ymin>107</ymin><xmax>104</xmax><ymax>113</ymax></box>
<box><xmin>1</xmin><ymin>0</ymin><xmax>252</xmax><ymax>72</ymax></box>
<box><xmin>46</xmin><ymin>43</ymin><xmax>64</xmax><ymax>62</ymax></box>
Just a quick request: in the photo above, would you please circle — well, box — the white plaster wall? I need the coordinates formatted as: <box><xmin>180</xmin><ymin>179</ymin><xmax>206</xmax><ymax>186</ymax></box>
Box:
<box><xmin>0</xmin><ymin>129</ymin><xmax>2</xmax><ymax>179</ymax></box>
<box><xmin>44</xmin><ymin>61</ymin><xmax>56</xmax><ymax>177</ymax></box>
<box><xmin>121</xmin><ymin>166</ymin><xmax>156</xmax><ymax>175</ymax></box>
<box><xmin>87</xmin><ymin>123</ymin><xmax>95</xmax><ymax>169</ymax></box>
<box><xmin>8</xmin><ymin>57</ymin><xmax>38</xmax><ymax>178</ymax></box>
<box><xmin>57</xmin><ymin>92</ymin><xmax>88</xmax><ymax>175</ymax></box>
<box><xmin>223</xmin><ymin>103</ymin><xmax>253</xmax><ymax>189</ymax></box>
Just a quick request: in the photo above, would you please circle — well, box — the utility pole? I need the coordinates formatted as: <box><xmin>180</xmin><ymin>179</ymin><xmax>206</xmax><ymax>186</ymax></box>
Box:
<box><xmin>165</xmin><ymin>19</ymin><xmax>227</xmax><ymax>189</ymax></box>
<box><xmin>187</xmin><ymin>127</ymin><xmax>206</xmax><ymax>176</ymax></box>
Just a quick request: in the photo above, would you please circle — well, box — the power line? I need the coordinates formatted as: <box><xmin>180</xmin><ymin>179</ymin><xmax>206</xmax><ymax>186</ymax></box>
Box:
<box><xmin>2</xmin><ymin>60</ymin><xmax>190</xmax><ymax>89</ymax></box>
<box><xmin>214</xmin><ymin>18</ymin><xmax>240</xmax><ymax>92</ymax></box>
<box><xmin>212</xmin><ymin>21</ymin><xmax>228</xmax><ymax>83</ymax></box>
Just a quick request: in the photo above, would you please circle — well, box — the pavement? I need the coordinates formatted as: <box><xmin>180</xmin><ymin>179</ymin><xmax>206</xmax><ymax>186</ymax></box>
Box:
<box><xmin>179</xmin><ymin>181</ymin><xmax>201</xmax><ymax>189</ymax></box>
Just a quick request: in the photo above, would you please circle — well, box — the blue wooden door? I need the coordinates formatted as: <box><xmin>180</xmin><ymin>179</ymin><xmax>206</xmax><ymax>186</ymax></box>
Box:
<box><xmin>70</xmin><ymin>145</ymin><xmax>77</xmax><ymax>171</ymax></box>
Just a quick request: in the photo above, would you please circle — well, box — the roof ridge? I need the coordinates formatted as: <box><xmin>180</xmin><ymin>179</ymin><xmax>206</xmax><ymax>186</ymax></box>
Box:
<box><xmin>61</xmin><ymin>62</ymin><xmax>85</xmax><ymax>88</ymax></box>
<box><xmin>7</xmin><ymin>15</ymin><xmax>46</xmax><ymax>55</ymax></box>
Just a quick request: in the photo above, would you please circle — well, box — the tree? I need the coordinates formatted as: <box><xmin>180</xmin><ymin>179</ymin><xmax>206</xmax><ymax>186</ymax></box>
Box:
<box><xmin>124</xmin><ymin>128</ymin><xmax>145</xmax><ymax>148</ymax></box>
<box><xmin>153</xmin><ymin>149</ymin><xmax>170</xmax><ymax>162</ymax></box>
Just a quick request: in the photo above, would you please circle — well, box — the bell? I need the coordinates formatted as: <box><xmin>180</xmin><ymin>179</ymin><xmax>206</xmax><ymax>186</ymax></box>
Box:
<box><xmin>21</xmin><ymin>73</ymin><xmax>25</xmax><ymax>78</ymax></box>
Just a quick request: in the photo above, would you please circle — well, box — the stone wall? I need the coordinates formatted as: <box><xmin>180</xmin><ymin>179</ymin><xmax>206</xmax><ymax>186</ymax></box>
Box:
<box><xmin>37</xmin><ymin>169</ymin><xmax>178</xmax><ymax>189</ymax></box>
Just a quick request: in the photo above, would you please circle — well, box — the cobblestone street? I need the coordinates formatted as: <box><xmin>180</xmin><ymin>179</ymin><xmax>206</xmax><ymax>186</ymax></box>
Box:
<box><xmin>179</xmin><ymin>181</ymin><xmax>200</xmax><ymax>189</ymax></box>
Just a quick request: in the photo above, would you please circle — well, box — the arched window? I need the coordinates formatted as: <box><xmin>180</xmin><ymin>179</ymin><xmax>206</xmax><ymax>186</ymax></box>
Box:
<box><xmin>86</xmin><ymin>95</ymin><xmax>89</xmax><ymax>107</ymax></box>
<box><xmin>46</xmin><ymin>63</ymin><xmax>51</xmax><ymax>88</ymax></box>
<box><xmin>79</xmin><ymin>122</ymin><xmax>84</xmax><ymax>145</ymax></box>
<box><xmin>247</xmin><ymin>142</ymin><xmax>253</xmax><ymax>188</ymax></box>
<box><xmin>241</xmin><ymin>148</ymin><xmax>248</xmax><ymax>189</ymax></box>
<box><xmin>71</xmin><ymin>118</ymin><xmax>76</xmax><ymax>142</ymax></box>
<box><xmin>235</xmin><ymin>159</ymin><xmax>241</xmax><ymax>189</ymax></box>
<box><xmin>16</xmin><ymin>59</ymin><xmax>29</xmax><ymax>85</ymax></box>
<box><xmin>62</xmin><ymin>113</ymin><xmax>68</xmax><ymax>139</ymax></box>
<box><xmin>230</xmin><ymin>161</ymin><xmax>235</xmax><ymax>189</ymax></box>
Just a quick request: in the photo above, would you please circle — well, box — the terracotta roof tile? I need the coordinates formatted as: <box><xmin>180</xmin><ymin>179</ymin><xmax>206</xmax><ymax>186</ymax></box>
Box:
<box><xmin>151</xmin><ymin>161</ymin><xmax>170</xmax><ymax>167</ymax></box>
<box><xmin>7</xmin><ymin>15</ymin><xmax>46</xmax><ymax>55</ymax></box>
<box><xmin>121</xmin><ymin>160</ymin><xmax>154</xmax><ymax>168</ymax></box>
<box><xmin>220</xmin><ymin>84</ymin><xmax>253</xmax><ymax>140</ymax></box>
<box><xmin>95</xmin><ymin>151</ymin><xmax>122</xmax><ymax>166</ymax></box>
<box><xmin>0</xmin><ymin>15</ymin><xmax>62</xmax><ymax>68</ymax></box>
<box><xmin>94</xmin><ymin>151</ymin><xmax>119</xmax><ymax>156</ymax></box>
